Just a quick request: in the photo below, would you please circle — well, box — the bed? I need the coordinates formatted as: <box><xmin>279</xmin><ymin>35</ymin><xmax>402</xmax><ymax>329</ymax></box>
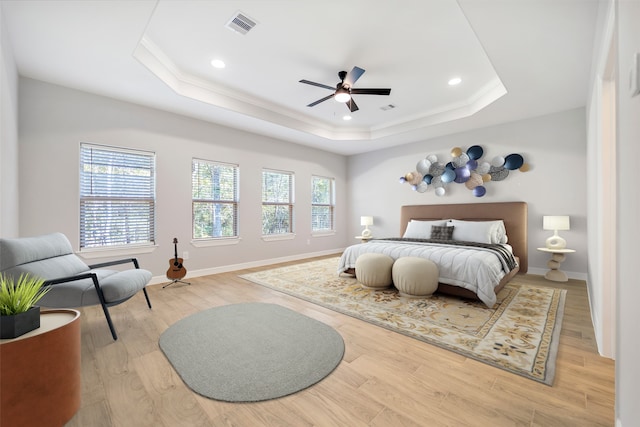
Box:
<box><xmin>338</xmin><ymin>202</ymin><xmax>528</xmax><ymax>307</ymax></box>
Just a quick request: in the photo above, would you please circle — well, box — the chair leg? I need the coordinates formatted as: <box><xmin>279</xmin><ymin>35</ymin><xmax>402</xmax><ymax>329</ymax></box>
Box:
<box><xmin>143</xmin><ymin>288</ymin><xmax>152</xmax><ymax>309</ymax></box>
<box><xmin>99</xmin><ymin>302</ymin><xmax>118</xmax><ymax>341</ymax></box>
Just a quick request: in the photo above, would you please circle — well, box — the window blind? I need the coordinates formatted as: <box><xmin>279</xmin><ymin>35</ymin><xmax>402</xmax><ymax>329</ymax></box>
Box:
<box><xmin>79</xmin><ymin>144</ymin><xmax>156</xmax><ymax>248</ymax></box>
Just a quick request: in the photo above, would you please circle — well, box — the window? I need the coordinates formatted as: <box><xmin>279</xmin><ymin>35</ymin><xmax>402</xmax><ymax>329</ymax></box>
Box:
<box><xmin>312</xmin><ymin>175</ymin><xmax>335</xmax><ymax>232</ymax></box>
<box><xmin>80</xmin><ymin>144</ymin><xmax>156</xmax><ymax>249</ymax></box>
<box><xmin>192</xmin><ymin>159</ymin><xmax>239</xmax><ymax>239</ymax></box>
<box><xmin>262</xmin><ymin>169</ymin><xmax>294</xmax><ymax>235</ymax></box>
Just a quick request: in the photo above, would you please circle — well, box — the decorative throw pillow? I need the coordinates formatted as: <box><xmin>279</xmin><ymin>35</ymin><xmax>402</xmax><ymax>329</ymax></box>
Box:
<box><xmin>431</xmin><ymin>225</ymin><xmax>454</xmax><ymax>240</ymax></box>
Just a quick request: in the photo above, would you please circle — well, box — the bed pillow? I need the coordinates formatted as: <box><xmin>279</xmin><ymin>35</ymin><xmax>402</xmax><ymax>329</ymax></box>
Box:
<box><xmin>491</xmin><ymin>220</ymin><xmax>508</xmax><ymax>244</ymax></box>
<box><xmin>430</xmin><ymin>225</ymin><xmax>454</xmax><ymax>240</ymax></box>
<box><xmin>447</xmin><ymin>219</ymin><xmax>507</xmax><ymax>244</ymax></box>
<box><xmin>403</xmin><ymin>220</ymin><xmax>447</xmax><ymax>239</ymax></box>
<box><xmin>466</xmin><ymin>220</ymin><xmax>507</xmax><ymax>243</ymax></box>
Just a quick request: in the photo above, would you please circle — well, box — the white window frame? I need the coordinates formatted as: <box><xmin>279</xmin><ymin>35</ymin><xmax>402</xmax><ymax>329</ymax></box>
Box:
<box><xmin>261</xmin><ymin>169</ymin><xmax>295</xmax><ymax>240</ymax></box>
<box><xmin>79</xmin><ymin>143</ymin><xmax>156</xmax><ymax>254</ymax></box>
<box><xmin>311</xmin><ymin>175</ymin><xmax>336</xmax><ymax>235</ymax></box>
<box><xmin>191</xmin><ymin>159</ymin><xmax>240</xmax><ymax>245</ymax></box>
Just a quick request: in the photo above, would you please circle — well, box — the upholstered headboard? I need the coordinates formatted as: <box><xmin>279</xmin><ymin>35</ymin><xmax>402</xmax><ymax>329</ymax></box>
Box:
<box><xmin>400</xmin><ymin>202</ymin><xmax>528</xmax><ymax>273</ymax></box>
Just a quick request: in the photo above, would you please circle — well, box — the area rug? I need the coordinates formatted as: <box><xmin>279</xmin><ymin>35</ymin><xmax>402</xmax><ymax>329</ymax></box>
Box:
<box><xmin>239</xmin><ymin>257</ymin><xmax>566</xmax><ymax>385</ymax></box>
<box><xmin>159</xmin><ymin>302</ymin><xmax>345</xmax><ymax>402</ymax></box>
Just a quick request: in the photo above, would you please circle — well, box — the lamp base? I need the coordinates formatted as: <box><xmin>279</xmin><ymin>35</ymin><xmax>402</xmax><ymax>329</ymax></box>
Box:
<box><xmin>361</xmin><ymin>228</ymin><xmax>372</xmax><ymax>238</ymax></box>
<box><xmin>545</xmin><ymin>234</ymin><xmax>567</xmax><ymax>250</ymax></box>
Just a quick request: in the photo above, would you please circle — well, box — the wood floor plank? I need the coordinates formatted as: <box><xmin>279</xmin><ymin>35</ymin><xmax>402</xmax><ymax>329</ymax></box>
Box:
<box><xmin>283</xmin><ymin>386</ymin><xmax>374</xmax><ymax>427</ymax></box>
<box><xmin>133</xmin><ymin>351</ymin><xmax>212</xmax><ymax>426</ymax></box>
<box><xmin>369</xmin><ymin>408</ymin><xmax>427</xmax><ymax>427</ymax></box>
<box><xmin>63</xmin><ymin>256</ymin><xmax>614</xmax><ymax>426</ymax></box>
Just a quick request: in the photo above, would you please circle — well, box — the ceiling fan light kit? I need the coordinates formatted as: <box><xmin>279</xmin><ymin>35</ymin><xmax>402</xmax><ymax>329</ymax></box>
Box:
<box><xmin>334</xmin><ymin>89</ymin><xmax>351</xmax><ymax>103</ymax></box>
<box><xmin>300</xmin><ymin>66</ymin><xmax>391</xmax><ymax>113</ymax></box>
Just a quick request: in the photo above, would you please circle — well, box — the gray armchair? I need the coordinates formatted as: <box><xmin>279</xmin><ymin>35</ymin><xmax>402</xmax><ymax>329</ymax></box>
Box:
<box><xmin>0</xmin><ymin>232</ymin><xmax>152</xmax><ymax>340</ymax></box>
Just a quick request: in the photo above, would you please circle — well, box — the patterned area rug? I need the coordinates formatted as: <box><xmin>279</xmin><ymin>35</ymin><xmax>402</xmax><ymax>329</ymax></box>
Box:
<box><xmin>240</xmin><ymin>257</ymin><xmax>566</xmax><ymax>385</ymax></box>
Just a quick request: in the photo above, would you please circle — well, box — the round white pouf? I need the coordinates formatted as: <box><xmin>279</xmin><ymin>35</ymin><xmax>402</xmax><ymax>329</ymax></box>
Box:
<box><xmin>355</xmin><ymin>253</ymin><xmax>395</xmax><ymax>289</ymax></box>
<box><xmin>392</xmin><ymin>257</ymin><xmax>439</xmax><ymax>297</ymax></box>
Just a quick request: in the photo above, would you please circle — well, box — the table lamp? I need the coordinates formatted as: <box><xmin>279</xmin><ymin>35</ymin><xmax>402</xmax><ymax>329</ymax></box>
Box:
<box><xmin>543</xmin><ymin>215</ymin><xmax>570</xmax><ymax>249</ymax></box>
<box><xmin>360</xmin><ymin>216</ymin><xmax>373</xmax><ymax>238</ymax></box>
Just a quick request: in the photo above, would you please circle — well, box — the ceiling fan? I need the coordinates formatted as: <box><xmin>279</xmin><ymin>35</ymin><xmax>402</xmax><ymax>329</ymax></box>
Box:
<box><xmin>299</xmin><ymin>66</ymin><xmax>391</xmax><ymax>112</ymax></box>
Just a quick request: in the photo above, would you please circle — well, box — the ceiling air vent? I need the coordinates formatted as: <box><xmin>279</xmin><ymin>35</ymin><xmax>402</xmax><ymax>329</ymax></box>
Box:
<box><xmin>380</xmin><ymin>104</ymin><xmax>396</xmax><ymax>111</ymax></box>
<box><xmin>226</xmin><ymin>12</ymin><xmax>257</xmax><ymax>35</ymax></box>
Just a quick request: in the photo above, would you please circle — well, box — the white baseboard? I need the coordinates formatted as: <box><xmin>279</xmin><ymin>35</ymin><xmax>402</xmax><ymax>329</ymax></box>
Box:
<box><xmin>527</xmin><ymin>267</ymin><xmax>587</xmax><ymax>281</ymax></box>
<box><xmin>149</xmin><ymin>248</ymin><xmax>345</xmax><ymax>286</ymax></box>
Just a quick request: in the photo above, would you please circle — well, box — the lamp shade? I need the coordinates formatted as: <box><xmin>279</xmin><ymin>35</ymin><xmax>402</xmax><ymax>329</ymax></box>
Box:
<box><xmin>360</xmin><ymin>216</ymin><xmax>373</xmax><ymax>226</ymax></box>
<box><xmin>543</xmin><ymin>216</ymin><xmax>570</xmax><ymax>231</ymax></box>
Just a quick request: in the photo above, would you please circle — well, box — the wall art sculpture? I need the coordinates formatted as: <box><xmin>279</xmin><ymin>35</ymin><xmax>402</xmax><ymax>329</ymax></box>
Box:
<box><xmin>399</xmin><ymin>145</ymin><xmax>530</xmax><ymax>197</ymax></box>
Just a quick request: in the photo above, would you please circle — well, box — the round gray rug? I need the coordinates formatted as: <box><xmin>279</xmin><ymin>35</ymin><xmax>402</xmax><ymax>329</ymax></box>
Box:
<box><xmin>159</xmin><ymin>302</ymin><xmax>344</xmax><ymax>402</ymax></box>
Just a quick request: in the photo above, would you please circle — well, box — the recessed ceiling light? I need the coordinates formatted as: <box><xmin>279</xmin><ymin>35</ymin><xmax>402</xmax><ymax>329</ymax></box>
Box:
<box><xmin>211</xmin><ymin>59</ymin><xmax>226</xmax><ymax>69</ymax></box>
<box><xmin>448</xmin><ymin>77</ymin><xmax>462</xmax><ymax>86</ymax></box>
<box><xmin>343</xmin><ymin>115</ymin><xmax>352</xmax><ymax>121</ymax></box>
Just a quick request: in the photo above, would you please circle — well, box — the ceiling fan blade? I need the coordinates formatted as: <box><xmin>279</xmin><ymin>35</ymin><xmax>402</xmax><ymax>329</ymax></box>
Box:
<box><xmin>346</xmin><ymin>98</ymin><xmax>359</xmax><ymax>112</ymax></box>
<box><xmin>307</xmin><ymin>94</ymin><xmax>334</xmax><ymax>107</ymax></box>
<box><xmin>299</xmin><ymin>79</ymin><xmax>335</xmax><ymax>91</ymax></box>
<box><xmin>344</xmin><ymin>66</ymin><xmax>365</xmax><ymax>87</ymax></box>
<box><xmin>350</xmin><ymin>88</ymin><xmax>391</xmax><ymax>95</ymax></box>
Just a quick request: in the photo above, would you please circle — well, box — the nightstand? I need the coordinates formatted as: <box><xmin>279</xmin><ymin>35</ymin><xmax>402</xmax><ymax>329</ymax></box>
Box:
<box><xmin>355</xmin><ymin>235</ymin><xmax>373</xmax><ymax>243</ymax></box>
<box><xmin>536</xmin><ymin>247</ymin><xmax>576</xmax><ymax>282</ymax></box>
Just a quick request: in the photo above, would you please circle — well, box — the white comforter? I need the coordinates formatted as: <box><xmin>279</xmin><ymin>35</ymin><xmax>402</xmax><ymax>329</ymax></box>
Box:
<box><xmin>338</xmin><ymin>239</ymin><xmax>515</xmax><ymax>307</ymax></box>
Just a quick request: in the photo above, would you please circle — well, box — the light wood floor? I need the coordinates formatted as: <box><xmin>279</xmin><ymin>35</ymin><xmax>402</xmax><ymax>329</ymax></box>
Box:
<box><xmin>66</xmin><ymin>254</ymin><xmax>615</xmax><ymax>427</ymax></box>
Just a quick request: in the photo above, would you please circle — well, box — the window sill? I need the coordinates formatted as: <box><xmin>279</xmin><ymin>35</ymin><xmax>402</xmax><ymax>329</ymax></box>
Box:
<box><xmin>191</xmin><ymin>237</ymin><xmax>241</xmax><ymax>247</ymax></box>
<box><xmin>311</xmin><ymin>231</ymin><xmax>336</xmax><ymax>238</ymax></box>
<box><xmin>262</xmin><ymin>233</ymin><xmax>296</xmax><ymax>242</ymax></box>
<box><xmin>77</xmin><ymin>244</ymin><xmax>158</xmax><ymax>260</ymax></box>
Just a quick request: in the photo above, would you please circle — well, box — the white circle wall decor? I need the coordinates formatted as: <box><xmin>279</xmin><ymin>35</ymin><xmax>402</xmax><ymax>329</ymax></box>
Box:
<box><xmin>477</xmin><ymin>162</ymin><xmax>491</xmax><ymax>175</ymax></box>
<box><xmin>416</xmin><ymin>158</ymin><xmax>431</xmax><ymax>175</ymax></box>
<box><xmin>491</xmin><ymin>156</ymin><xmax>505</xmax><ymax>167</ymax></box>
<box><xmin>452</xmin><ymin>153</ymin><xmax>470</xmax><ymax>168</ymax></box>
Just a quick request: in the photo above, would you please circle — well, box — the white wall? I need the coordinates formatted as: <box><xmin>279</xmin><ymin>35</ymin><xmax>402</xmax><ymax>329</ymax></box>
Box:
<box><xmin>347</xmin><ymin>108</ymin><xmax>588</xmax><ymax>277</ymax></box>
<box><xmin>0</xmin><ymin>8</ymin><xmax>20</xmax><ymax>237</ymax></box>
<box><xmin>17</xmin><ymin>78</ymin><xmax>349</xmax><ymax>280</ymax></box>
<box><xmin>615</xmin><ymin>0</ymin><xmax>640</xmax><ymax>425</ymax></box>
<box><xmin>586</xmin><ymin>0</ymin><xmax>617</xmax><ymax>359</ymax></box>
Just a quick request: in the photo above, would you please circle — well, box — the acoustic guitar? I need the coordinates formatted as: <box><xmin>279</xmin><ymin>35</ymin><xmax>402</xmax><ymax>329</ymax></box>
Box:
<box><xmin>166</xmin><ymin>238</ymin><xmax>187</xmax><ymax>280</ymax></box>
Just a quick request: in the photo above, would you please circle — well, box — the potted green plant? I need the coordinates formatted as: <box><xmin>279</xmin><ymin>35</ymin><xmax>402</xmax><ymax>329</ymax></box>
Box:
<box><xmin>0</xmin><ymin>273</ymin><xmax>50</xmax><ymax>339</ymax></box>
